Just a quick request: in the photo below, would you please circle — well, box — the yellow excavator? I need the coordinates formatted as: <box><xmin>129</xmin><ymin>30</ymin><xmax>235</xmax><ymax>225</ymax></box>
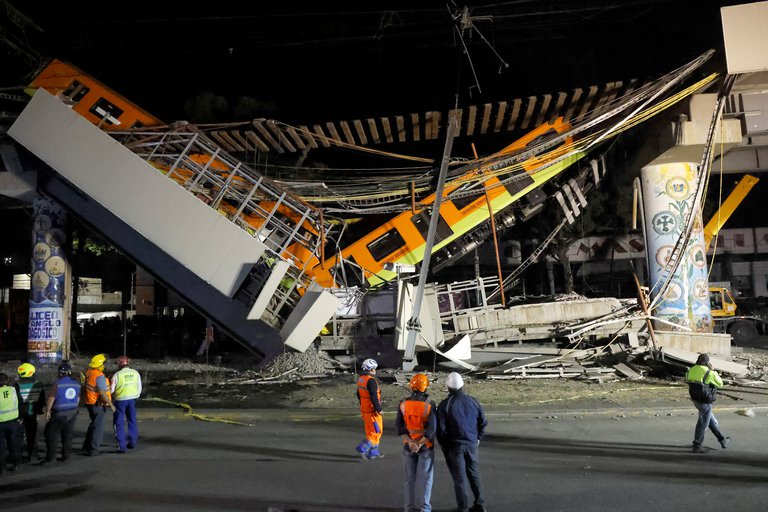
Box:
<box><xmin>704</xmin><ymin>174</ymin><xmax>767</xmax><ymax>343</ymax></box>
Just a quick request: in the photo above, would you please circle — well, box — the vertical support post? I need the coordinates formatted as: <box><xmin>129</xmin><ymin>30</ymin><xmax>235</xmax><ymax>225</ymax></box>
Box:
<box><xmin>484</xmin><ymin>190</ymin><xmax>506</xmax><ymax>307</ymax></box>
<box><xmin>403</xmin><ymin>111</ymin><xmax>459</xmax><ymax>370</ymax></box>
<box><xmin>633</xmin><ymin>272</ymin><xmax>658</xmax><ymax>353</ymax></box>
<box><xmin>319</xmin><ymin>210</ymin><xmax>326</xmax><ymax>269</ymax></box>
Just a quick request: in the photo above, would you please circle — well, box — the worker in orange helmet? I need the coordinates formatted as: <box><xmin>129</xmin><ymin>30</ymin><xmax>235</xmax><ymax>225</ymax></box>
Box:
<box><xmin>355</xmin><ymin>358</ymin><xmax>383</xmax><ymax>459</ymax></box>
<box><xmin>396</xmin><ymin>373</ymin><xmax>437</xmax><ymax>512</ymax></box>
<box><xmin>80</xmin><ymin>354</ymin><xmax>115</xmax><ymax>456</ymax></box>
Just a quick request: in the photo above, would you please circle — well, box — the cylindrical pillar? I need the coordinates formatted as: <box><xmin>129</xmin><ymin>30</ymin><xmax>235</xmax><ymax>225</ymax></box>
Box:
<box><xmin>28</xmin><ymin>197</ymin><xmax>69</xmax><ymax>364</ymax></box>
<box><xmin>641</xmin><ymin>161</ymin><xmax>712</xmax><ymax>332</ymax></box>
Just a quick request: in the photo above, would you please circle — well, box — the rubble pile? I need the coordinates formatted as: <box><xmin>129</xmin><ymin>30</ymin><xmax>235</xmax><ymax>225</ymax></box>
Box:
<box><xmin>258</xmin><ymin>344</ymin><xmax>335</xmax><ymax>379</ymax></box>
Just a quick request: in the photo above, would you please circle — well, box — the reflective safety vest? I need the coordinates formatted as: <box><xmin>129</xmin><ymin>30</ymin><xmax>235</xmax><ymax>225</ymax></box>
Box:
<box><xmin>83</xmin><ymin>368</ymin><xmax>111</xmax><ymax>405</ymax></box>
<box><xmin>0</xmin><ymin>385</ymin><xmax>19</xmax><ymax>422</ymax></box>
<box><xmin>17</xmin><ymin>378</ymin><xmax>43</xmax><ymax>416</ymax></box>
<box><xmin>400</xmin><ymin>399</ymin><xmax>433</xmax><ymax>448</ymax></box>
<box><xmin>357</xmin><ymin>374</ymin><xmax>380</xmax><ymax>413</ymax></box>
<box><xmin>112</xmin><ymin>368</ymin><xmax>141</xmax><ymax>401</ymax></box>
<box><xmin>53</xmin><ymin>376</ymin><xmax>81</xmax><ymax>412</ymax></box>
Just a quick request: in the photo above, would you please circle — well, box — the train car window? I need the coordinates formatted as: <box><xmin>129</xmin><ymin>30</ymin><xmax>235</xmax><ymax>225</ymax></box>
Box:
<box><xmin>367</xmin><ymin>228</ymin><xmax>407</xmax><ymax>262</ymax></box>
<box><xmin>60</xmin><ymin>80</ymin><xmax>90</xmax><ymax>105</ymax></box>
<box><xmin>450</xmin><ymin>193</ymin><xmax>480</xmax><ymax>211</ymax></box>
<box><xmin>524</xmin><ymin>128</ymin><xmax>557</xmax><ymax>148</ymax></box>
<box><xmin>89</xmin><ymin>97</ymin><xmax>124</xmax><ymax>126</ymax></box>
<box><xmin>503</xmin><ymin>172</ymin><xmax>534</xmax><ymax>196</ymax></box>
<box><xmin>411</xmin><ymin>209</ymin><xmax>454</xmax><ymax>243</ymax></box>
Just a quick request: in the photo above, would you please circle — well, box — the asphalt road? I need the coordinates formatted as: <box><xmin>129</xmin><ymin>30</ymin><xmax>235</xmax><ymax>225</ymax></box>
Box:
<box><xmin>2</xmin><ymin>404</ymin><xmax>768</xmax><ymax>512</ymax></box>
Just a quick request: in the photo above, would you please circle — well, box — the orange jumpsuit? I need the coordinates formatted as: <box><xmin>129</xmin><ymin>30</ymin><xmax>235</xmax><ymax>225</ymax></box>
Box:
<box><xmin>356</xmin><ymin>373</ymin><xmax>383</xmax><ymax>446</ymax></box>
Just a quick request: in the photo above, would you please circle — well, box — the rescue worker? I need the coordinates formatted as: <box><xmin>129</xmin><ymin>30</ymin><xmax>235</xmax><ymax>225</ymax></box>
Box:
<box><xmin>355</xmin><ymin>358</ymin><xmax>384</xmax><ymax>459</ymax></box>
<box><xmin>81</xmin><ymin>353</ymin><xmax>116</xmax><ymax>456</ymax></box>
<box><xmin>437</xmin><ymin>372</ymin><xmax>488</xmax><ymax>512</ymax></box>
<box><xmin>0</xmin><ymin>372</ymin><xmax>23</xmax><ymax>474</ymax></box>
<box><xmin>42</xmin><ymin>363</ymin><xmax>81</xmax><ymax>464</ymax></box>
<box><xmin>111</xmin><ymin>355</ymin><xmax>142</xmax><ymax>453</ymax></box>
<box><xmin>686</xmin><ymin>353</ymin><xmax>731</xmax><ymax>453</ymax></box>
<box><xmin>396</xmin><ymin>373</ymin><xmax>437</xmax><ymax>512</ymax></box>
<box><xmin>15</xmin><ymin>362</ymin><xmax>45</xmax><ymax>462</ymax></box>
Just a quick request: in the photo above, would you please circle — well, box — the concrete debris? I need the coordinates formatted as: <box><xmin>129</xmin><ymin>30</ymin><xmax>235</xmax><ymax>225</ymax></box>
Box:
<box><xmin>258</xmin><ymin>344</ymin><xmax>334</xmax><ymax>379</ymax></box>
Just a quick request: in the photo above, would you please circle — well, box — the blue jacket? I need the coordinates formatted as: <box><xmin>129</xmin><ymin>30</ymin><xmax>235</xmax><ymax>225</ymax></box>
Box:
<box><xmin>436</xmin><ymin>389</ymin><xmax>487</xmax><ymax>447</ymax></box>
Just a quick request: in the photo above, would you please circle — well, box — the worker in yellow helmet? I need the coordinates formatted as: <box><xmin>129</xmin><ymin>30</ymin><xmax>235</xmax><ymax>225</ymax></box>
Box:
<box><xmin>397</xmin><ymin>373</ymin><xmax>437</xmax><ymax>512</ymax></box>
<box><xmin>81</xmin><ymin>354</ymin><xmax>115</xmax><ymax>456</ymax></box>
<box><xmin>15</xmin><ymin>363</ymin><xmax>46</xmax><ymax>463</ymax></box>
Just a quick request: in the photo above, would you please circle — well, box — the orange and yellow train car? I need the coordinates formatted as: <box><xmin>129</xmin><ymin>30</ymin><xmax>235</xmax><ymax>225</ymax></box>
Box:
<box><xmin>27</xmin><ymin>59</ymin><xmax>163</xmax><ymax>129</ymax></box>
<box><xmin>308</xmin><ymin>119</ymin><xmax>584</xmax><ymax>288</ymax></box>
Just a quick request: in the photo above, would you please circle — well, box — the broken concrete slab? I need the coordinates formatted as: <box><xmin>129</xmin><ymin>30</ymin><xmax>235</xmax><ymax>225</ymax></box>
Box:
<box><xmin>661</xmin><ymin>347</ymin><xmax>749</xmax><ymax>376</ymax></box>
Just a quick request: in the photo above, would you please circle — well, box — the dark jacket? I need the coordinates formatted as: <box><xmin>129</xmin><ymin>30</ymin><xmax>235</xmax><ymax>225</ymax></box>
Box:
<box><xmin>15</xmin><ymin>378</ymin><xmax>46</xmax><ymax>417</ymax></box>
<box><xmin>436</xmin><ymin>388</ymin><xmax>487</xmax><ymax>447</ymax></box>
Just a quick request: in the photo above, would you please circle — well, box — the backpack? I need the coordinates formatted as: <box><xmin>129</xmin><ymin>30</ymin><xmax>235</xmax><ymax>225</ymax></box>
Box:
<box><xmin>688</xmin><ymin>369</ymin><xmax>717</xmax><ymax>403</ymax></box>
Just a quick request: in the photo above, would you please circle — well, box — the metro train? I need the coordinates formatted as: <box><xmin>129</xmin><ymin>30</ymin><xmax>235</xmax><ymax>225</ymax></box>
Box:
<box><xmin>27</xmin><ymin>58</ymin><xmax>584</xmax><ymax>293</ymax></box>
<box><xmin>307</xmin><ymin>119</ymin><xmax>584</xmax><ymax>288</ymax></box>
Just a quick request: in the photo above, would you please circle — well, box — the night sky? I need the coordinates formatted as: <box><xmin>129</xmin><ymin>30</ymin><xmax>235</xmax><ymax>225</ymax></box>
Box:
<box><xmin>1</xmin><ymin>1</ymin><xmax>745</xmax><ymax>125</ymax></box>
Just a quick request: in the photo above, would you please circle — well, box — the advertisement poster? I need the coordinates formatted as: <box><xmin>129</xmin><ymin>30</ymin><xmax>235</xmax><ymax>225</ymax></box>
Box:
<box><xmin>28</xmin><ymin>198</ymin><xmax>67</xmax><ymax>364</ymax></box>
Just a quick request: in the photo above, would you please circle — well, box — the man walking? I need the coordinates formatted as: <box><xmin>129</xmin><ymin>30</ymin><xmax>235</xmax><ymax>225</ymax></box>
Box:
<box><xmin>0</xmin><ymin>372</ymin><xmax>22</xmax><ymax>474</ymax></box>
<box><xmin>355</xmin><ymin>358</ymin><xmax>384</xmax><ymax>459</ymax></box>
<box><xmin>42</xmin><ymin>363</ymin><xmax>81</xmax><ymax>464</ymax></box>
<box><xmin>81</xmin><ymin>354</ymin><xmax>115</xmax><ymax>456</ymax></box>
<box><xmin>15</xmin><ymin>362</ymin><xmax>45</xmax><ymax>462</ymax></box>
<box><xmin>437</xmin><ymin>372</ymin><xmax>488</xmax><ymax>512</ymax></box>
<box><xmin>111</xmin><ymin>356</ymin><xmax>142</xmax><ymax>453</ymax></box>
<box><xmin>686</xmin><ymin>353</ymin><xmax>731</xmax><ymax>453</ymax></box>
<box><xmin>397</xmin><ymin>373</ymin><xmax>437</xmax><ymax>512</ymax></box>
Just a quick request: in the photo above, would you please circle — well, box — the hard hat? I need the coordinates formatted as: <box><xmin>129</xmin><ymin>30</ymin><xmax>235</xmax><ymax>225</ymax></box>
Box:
<box><xmin>361</xmin><ymin>358</ymin><xmax>378</xmax><ymax>371</ymax></box>
<box><xmin>409</xmin><ymin>373</ymin><xmax>429</xmax><ymax>393</ymax></box>
<box><xmin>446</xmin><ymin>372</ymin><xmax>464</xmax><ymax>390</ymax></box>
<box><xmin>58</xmin><ymin>362</ymin><xmax>72</xmax><ymax>375</ymax></box>
<box><xmin>17</xmin><ymin>363</ymin><xmax>35</xmax><ymax>378</ymax></box>
<box><xmin>89</xmin><ymin>353</ymin><xmax>107</xmax><ymax>368</ymax></box>
<box><xmin>116</xmin><ymin>355</ymin><xmax>130</xmax><ymax>368</ymax></box>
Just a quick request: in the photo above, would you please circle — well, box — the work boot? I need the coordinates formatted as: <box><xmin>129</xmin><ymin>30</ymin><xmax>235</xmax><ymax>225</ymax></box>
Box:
<box><xmin>355</xmin><ymin>440</ymin><xmax>372</xmax><ymax>457</ymax></box>
<box><xmin>365</xmin><ymin>446</ymin><xmax>383</xmax><ymax>459</ymax></box>
<box><xmin>719</xmin><ymin>436</ymin><xmax>731</xmax><ymax>449</ymax></box>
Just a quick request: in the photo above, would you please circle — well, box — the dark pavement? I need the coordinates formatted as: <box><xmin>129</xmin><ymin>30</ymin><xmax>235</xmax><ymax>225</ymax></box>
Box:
<box><xmin>2</xmin><ymin>398</ymin><xmax>768</xmax><ymax>512</ymax></box>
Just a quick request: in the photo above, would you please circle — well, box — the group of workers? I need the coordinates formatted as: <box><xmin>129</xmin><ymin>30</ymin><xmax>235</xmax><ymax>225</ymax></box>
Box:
<box><xmin>0</xmin><ymin>353</ymin><xmax>142</xmax><ymax>474</ymax></box>
<box><xmin>356</xmin><ymin>358</ymin><xmax>488</xmax><ymax>512</ymax></box>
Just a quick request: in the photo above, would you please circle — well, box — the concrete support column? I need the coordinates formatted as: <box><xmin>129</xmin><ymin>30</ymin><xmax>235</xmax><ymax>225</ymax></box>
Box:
<box><xmin>28</xmin><ymin>197</ymin><xmax>70</xmax><ymax>363</ymax></box>
<box><xmin>641</xmin><ymin>161</ymin><xmax>712</xmax><ymax>332</ymax></box>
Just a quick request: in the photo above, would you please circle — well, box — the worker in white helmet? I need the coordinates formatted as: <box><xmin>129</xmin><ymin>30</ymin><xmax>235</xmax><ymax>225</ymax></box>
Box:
<box><xmin>436</xmin><ymin>372</ymin><xmax>488</xmax><ymax>512</ymax></box>
<box><xmin>355</xmin><ymin>358</ymin><xmax>383</xmax><ymax>459</ymax></box>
